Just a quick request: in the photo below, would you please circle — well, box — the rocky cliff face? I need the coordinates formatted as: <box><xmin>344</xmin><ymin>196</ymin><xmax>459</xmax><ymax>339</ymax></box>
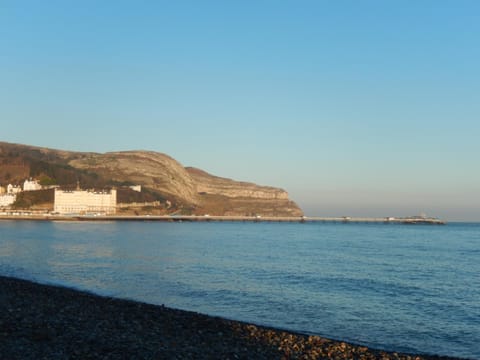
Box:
<box><xmin>186</xmin><ymin>168</ymin><xmax>289</xmax><ymax>200</ymax></box>
<box><xmin>69</xmin><ymin>151</ymin><xmax>200</xmax><ymax>205</ymax></box>
<box><xmin>0</xmin><ymin>142</ymin><xmax>303</xmax><ymax>216</ymax></box>
<box><xmin>186</xmin><ymin>167</ymin><xmax>302</xmax><ymax>216</ymax></box>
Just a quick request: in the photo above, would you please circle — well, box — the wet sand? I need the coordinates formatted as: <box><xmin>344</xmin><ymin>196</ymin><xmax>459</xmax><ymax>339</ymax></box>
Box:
<box><xmin>0</xmin><ymin>275</ymin><xmax>463</xmax><ymax>359</ymax></box>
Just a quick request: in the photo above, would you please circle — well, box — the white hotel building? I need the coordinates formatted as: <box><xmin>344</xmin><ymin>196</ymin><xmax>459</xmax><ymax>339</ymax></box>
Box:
<box><xmin>54</xmin><ymin>188</ymin><xmax>117</xmax><ymax>215</ymax></box>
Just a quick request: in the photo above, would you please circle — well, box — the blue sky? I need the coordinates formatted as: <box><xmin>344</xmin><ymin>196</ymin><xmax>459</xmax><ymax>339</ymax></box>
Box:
<box><xmin>1</xmin><ymin>1</ymin><xmax>479</xmax><ymax>220</ymax></box>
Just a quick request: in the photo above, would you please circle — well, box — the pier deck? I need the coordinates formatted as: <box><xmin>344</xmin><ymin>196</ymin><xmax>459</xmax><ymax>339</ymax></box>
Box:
<box><xmin>0</xmin><ymin>213</ymin><xmax>446</xmax><ymax>224</ymax></box>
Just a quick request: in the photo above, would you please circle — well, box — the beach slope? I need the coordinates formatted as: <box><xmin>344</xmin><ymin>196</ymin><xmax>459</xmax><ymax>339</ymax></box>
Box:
<box><xmin>0</xmin><ymin>276</ymin><xmax>462</xmax><ymax>359</ymax></box>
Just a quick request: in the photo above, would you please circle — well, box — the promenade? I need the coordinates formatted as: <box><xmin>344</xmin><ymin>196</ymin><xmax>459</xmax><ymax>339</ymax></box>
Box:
<box><xmin>0</xmin><ymin>213</ymin><xmax>446</xmax><ymax>225</ymax></box>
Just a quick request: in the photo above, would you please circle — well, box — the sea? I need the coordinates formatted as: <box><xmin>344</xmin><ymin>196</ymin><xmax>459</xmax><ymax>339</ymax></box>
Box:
<box><xmin>0</xmin><ymin>220</ymin><xmax>478</xmax><ymax>359</ymax></box>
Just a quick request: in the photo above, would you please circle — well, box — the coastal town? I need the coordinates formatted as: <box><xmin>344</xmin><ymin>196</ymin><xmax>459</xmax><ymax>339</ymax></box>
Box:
<box><xmin>0</xmin><ymin>178</ymin><xmax>124</xmax><ymax>216</ymax></box>
<box><xmin>0</xmin><ymin>179</ymin><xmax>45</xmax><ymax>207</ymax></box>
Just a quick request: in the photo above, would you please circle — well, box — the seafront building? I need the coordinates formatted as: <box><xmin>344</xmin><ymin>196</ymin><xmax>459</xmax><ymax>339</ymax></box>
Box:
<box><xmin>54</xmin><ymin>188</ymin><xmax>117</xmax><ymax>215</ymax></box>
<box><xmin>0</xmin><ymin>184</ymin><xmax>16</xmax><ymax>207</ymax></box>
<box><xmin>0</xmin><ymin>194</ymin><xmax>16</xmax><ymax>207</ymax></box>
<box><xmin>23</xmin><ymin>179</ymin><xmax>42</xmax><ymax>191</ymax></box>
<box><xmin>7</xmin><ymin>184</ymin><xmax>21</xmax><ymax>194</ymax></box>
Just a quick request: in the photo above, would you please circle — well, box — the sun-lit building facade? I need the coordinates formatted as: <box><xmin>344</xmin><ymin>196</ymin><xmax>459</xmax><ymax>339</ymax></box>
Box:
<box><xmin>54</xmin><ymin>189</ymin><xmax>117</xmax><ymax>215</ymax></box>
<box><xmin>0</xmin><ymin>194</ymin><xmax>16</xmax><ymax>207</ymax></box>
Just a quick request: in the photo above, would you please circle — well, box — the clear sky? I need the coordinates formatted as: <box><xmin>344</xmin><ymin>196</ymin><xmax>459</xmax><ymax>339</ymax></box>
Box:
<box><xmin>1</xmin><ymin>1</ymin><xmax>479</xmax><ymax>221</ymax></box>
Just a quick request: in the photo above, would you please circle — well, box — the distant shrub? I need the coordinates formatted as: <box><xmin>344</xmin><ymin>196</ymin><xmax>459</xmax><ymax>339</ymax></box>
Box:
<box><xmin>12</xmin><ymin>189</ymin><xmax>54</xmax><ymax>209</ymax></box>
<box><xmin>39</xmin><ymin>175</ymin><xmax>57</xmax><ymax>186</ymax></box>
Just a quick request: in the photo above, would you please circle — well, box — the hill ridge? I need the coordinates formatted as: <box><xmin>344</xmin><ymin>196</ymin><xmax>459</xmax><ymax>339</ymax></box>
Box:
<box><xmin>0</xmin><ymin>141</ymin><xmax>303</xmax><ymax>217</ymax></box>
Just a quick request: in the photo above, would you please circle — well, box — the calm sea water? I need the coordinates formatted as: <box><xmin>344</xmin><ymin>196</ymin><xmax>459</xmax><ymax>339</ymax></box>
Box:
<box><xmin>0</xmin><ymin>220</ymin><xmax>478</xmax><ymax>359</ymax></box>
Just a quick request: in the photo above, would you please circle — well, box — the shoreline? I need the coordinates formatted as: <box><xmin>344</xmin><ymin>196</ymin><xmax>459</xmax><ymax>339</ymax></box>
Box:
<box><xmin>0</xmin><ymin>214</ymin><xmax>446</xmax><ymax>224</ymax></box>
<box><xmin>0</xmin><ymin>275</ymin><xmax>464</xmax><ymax>359</ymax></box>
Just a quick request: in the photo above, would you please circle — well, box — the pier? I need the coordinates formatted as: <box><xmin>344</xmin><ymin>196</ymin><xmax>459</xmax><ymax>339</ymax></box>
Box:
<box><xmin>0</xmin><ymin>213</ymin><xmax>446</xmax><ymax>224</ymax></box>
<box><xmin>304</xmin><ymin>216</ymin><xmax>445</xmax><ymax>225</ymax></box>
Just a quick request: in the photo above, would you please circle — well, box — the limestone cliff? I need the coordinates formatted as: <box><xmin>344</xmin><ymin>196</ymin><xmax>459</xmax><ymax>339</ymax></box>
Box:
<box><xmin>186</xmin><ymin>168</ymin><xmax>289</xmax><ymax>200</ymax></box>
<box><xmin>186</xmin><ymin>167</ymin><xmax>303</xmax><ymax>217</ymax></box>
<box><xmin>69</xmin><ymin>151</ymin><xmax>199</xmax><ymax>205</ymax></box>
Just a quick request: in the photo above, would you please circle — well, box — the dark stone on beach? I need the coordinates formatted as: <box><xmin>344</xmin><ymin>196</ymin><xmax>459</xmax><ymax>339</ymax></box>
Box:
<box><xmin>0</xmin><ymin>275</ymin><xmax>467</xmax><ymax>359</ymax></box>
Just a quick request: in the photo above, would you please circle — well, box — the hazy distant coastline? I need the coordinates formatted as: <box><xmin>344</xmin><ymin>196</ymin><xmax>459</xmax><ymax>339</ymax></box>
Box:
<box><xmin>0</xmin><ymin>212</ymin><xmax>445</xmax><ymax>224</ymax></box>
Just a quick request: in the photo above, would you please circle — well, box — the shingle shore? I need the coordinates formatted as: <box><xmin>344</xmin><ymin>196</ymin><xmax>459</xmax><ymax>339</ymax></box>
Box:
<box><xmin>0</xmin><ymin>275</ymin><xmax>463</xmax><ymax>360</ymax></box>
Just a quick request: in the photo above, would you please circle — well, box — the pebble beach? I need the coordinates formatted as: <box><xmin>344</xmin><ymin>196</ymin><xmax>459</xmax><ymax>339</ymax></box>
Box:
<box><xmin>0</xmin><ymin>275</ymin><xmax>465</xmax><ymax>360</ymax></box>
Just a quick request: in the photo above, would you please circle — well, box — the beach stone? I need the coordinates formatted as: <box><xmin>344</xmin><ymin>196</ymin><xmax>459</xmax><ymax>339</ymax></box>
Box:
<box><xmin>0</xmin><ymin>275</ymin><xmax>466</xmax><ymax>360</ymax></box>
